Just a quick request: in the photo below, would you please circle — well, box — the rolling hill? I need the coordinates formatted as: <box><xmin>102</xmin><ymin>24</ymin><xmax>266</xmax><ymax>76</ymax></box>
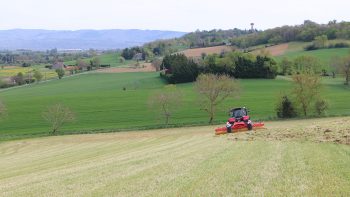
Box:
<box><xmin>0</xmin><ymin>29</ymin><xmax>187</xmax><ymax>50</ymax></box>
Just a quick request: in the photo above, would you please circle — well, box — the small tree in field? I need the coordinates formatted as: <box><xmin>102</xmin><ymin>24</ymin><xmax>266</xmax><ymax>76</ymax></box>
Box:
<box><xmin>291</xmin><ymin>56</ymin><xmax>323</xmax><ymax>116</ymax></box>
<box><xmin>195</xmin><ymin>74</ymin><xmax>240</xmax><ymax>124</ymax></box>
<box><xmin>275</xmin><ymin>94</ymin><xmax>297</xmax><ymax>118</ymax></box>
<box><xmin>148</xmin><ymin>85</ymin><xmax>182</xmax><ymax>125</ymax></box>
<box><xmin>315</xmin><ymin>99</ymin><xmax>328</xmax><ymax>116</ymax></box>
<box><xmin>42</xmin><ymin>103</ymin><xmax>75</xmax><ymax>135</ymax></box>
<box><xmin>33</xmin><ymin>69</ymin><xmax>43</xmax><ymax>83</ymax></box>
<box><xmin>55</xmin><ymin>68</ymin><xmax>65</xmax><ymax>79</ymax></box>
<box><xmin>292</xmin><ymin>73</ymin><xmax>322</xmax><ymax>116</ymax></box>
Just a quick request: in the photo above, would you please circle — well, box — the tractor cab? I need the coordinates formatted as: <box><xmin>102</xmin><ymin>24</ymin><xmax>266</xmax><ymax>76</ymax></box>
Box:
<box><xmin>229</xmin><ymin>107</ymin><xmax>250</xmax><ymax>122</ymax></box>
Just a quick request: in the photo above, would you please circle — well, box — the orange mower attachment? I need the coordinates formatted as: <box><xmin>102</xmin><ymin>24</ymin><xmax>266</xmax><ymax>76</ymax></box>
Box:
<box><xmin>215</xmin><ymin>122</ymin><xmax>265</xmax><ymax>135</ymax></box>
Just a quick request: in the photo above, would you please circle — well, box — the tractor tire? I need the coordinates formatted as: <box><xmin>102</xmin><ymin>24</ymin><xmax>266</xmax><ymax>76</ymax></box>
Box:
<box><xmin>247</xmin><ymin>123</ymin><xmax>253</xmax><ymax>130</ymax></box>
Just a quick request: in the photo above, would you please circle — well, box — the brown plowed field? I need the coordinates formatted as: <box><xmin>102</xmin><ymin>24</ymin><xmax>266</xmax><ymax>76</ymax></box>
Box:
<box><xmin>251</xmin><ymin>43</ymin><xmax>289</xmax><ymax>56</ymax></box>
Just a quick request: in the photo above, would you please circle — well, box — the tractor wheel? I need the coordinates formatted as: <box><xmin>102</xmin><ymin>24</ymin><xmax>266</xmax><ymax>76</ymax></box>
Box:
<box><xmin>247</xmin><ymin>123</ymin><xmax>253</xmax><ymax>130</ymax></box>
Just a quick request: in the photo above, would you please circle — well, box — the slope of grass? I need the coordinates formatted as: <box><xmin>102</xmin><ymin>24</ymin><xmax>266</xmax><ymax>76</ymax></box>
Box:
<box><xmin>276</xmin><ymin>48</ymin><xmax>350</xmax><ymax>65</ymax></box>
<box><xmin>0</xmin><ymin>118</ymin><xmax>349</xmax><ymax>196</ymax></box>
<box><xmin>0</xmin><ymin>72</ymin><xmax>349</xmax><ymax>140</ymax></box>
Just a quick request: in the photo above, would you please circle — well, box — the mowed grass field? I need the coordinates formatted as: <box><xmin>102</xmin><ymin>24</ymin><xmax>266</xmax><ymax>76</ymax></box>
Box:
<box><xmin>0</xmin><ymin>117</ymin><xmax>349</xmax><ymax>196</ymax></box>
<box><xmin>0</xmin><ymin>72</ymin><xmax>349</xmax><ymax>140</ymax></box>
<box><xmin>276</xmin><ymin>48</ymin><xmax>350</xmax><ymax>66</ymax></box>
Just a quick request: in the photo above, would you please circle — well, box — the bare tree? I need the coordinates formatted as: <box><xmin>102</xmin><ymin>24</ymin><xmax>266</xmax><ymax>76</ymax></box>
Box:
<box><xmin>151</xmin><ymin>59</ymin><xmax>162</xmax><ymax>71</ymax></box>
<box><xmin>148</xmin><ymin>85</ymin><xmax>182</xmax><ymax>125</ymax></box>
<box><xmin>195</xmin><ymin>74</ymin><xmax>240</xmax><ymax>124</ymax></box>
<box><xmin>42</xmin><ymin>103</ymin><xmax>75</xmax><ymax>134</ymax></box>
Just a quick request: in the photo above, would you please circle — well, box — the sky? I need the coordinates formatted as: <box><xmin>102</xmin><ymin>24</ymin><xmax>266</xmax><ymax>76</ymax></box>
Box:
<box><xmin>1</xmin><ymin>0</ymin><xmax>349</xmax><ymax>32</ymax></box>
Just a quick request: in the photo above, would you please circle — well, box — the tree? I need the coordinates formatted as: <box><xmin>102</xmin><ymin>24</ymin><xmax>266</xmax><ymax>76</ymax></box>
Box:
<box><xmin>279</xmin><ymin>57</ymin><xmax>293</xmax><ymax>75</ymax></box>
<box><xmin>293</xmin><ymin>56</ymin><xmax>321</xmax><ymax>74</ymax></box>
<box><xmin>195</xmin><ymin>74</ymin><xmax>240</xmax><ymax>124</ymax></box>
<box><xmin>42</xmin><ymin>103</ymin><xmax>75</xmax><ymax>134</ymax></box>
<box><xmin>315</xmin><ymin>99</ymin><xmax>328</xmax><ymax>116</ymax></box>
<box><xmin>275</xmin><ymin>94</ymin><xmax>297</xmax><ymax>118</ymax></box>
<box><xmin>292</xmin><ymin>73</ymin><xmax>322</xmax><ymax>116</ymax></box>
<box><xmin>151</xmin><ymin>58</ymin><xmax>162</xmax><ymax>71</ymax></box>
<box><xmin>148</xmin><ymin>85</ymin><xmax>182</xmax><ymax>125</ymax></box>
<box><xmin>161</xmin><ymin>54</ymin><xmax>199</xmax><ymax>83</ymax></box>
<box><xmin>76</xmin><ymin>59</ymin><xmax>88</xmax><ymax>71</ymax></box>
<box><xmin>90</xmin><ymin>57</ymin><xmax>101</xmax><ymax>70</ymax></box>
<box><xmin>119</xmin><ymin>56</ymin><xmax>125</xmax><ymax>63</ymax></box>
<box><xmin>55</xmin><ymin>68</ymin><xmax>65</xmax><ymax>79</ymax></box>
<box><xmin>332</xmin><ymin>55</ymin><xmax>350</xmax><ymax>85</ymax></box>
<box><xmin>33</xmin><ymin>70</ymin><xmax>43</xmax><ymax>83</ymax></box>
<box><xmin>13</xmin><ymin>72</ymin><xmax>25</xmax><ymax>85</ymax></box>
<box><xmin>313</xmin><ymin>35</ymin><xmax>328</xmax><ymax>48</ymax></box>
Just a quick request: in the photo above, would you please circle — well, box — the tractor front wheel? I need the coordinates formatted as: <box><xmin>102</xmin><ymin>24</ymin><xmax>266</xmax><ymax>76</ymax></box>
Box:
<box><xmin>247</xmin><ymin>123</ymin><xmax>253</xmax><ymax>130</ymax></box>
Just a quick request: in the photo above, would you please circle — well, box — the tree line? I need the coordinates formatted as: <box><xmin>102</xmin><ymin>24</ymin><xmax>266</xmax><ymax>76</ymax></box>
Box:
<box><xmin>231</xmin><ymin>20</ymin><xmax>350</xmax><ymax>48</ymax></box>
<box><xmin>159</xmin><ymin>52</ymin><xmax>278</xmax><ymax>84</ymax></box>
<box><xmin>0</xmin><ymin>49</ymin><xmax>98</xmax><ymax>66</ymax></box>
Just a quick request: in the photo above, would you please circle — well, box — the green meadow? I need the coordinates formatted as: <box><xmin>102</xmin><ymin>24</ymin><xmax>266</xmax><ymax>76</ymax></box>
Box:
<box><xmin>0</xmin><ymin>71</ymin><xmax>349</xmax><ymax>140</ymax></box>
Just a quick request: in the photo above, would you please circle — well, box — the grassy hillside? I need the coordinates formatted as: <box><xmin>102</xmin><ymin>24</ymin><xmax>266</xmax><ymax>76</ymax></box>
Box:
<box><xmin>0</xmin><ymin>72</ymin><xmax>349</xmax><ymax>140</ymax></box>
<box><xmin>276</xmin><ymin>48</ymin><xmax>350</xmax><ymax>67</ymax></box>
<box><xmin>0</xmin><ymin>117</ymin><xmax>349</xmax><ymax>196</ymax></box>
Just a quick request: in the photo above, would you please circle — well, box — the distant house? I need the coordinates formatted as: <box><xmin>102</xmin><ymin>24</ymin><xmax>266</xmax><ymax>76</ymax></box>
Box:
<box><xmin>52</xmin><ymin>62</ymin><xmax>65</xmax><ymax>70</ymax></box>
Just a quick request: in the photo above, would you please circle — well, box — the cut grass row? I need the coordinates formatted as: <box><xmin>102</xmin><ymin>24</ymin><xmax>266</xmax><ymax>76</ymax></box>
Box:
<box><xmin>0</xmin><ymin>72</ymin><xmax>349</xmax><ymax>140</ymax></box>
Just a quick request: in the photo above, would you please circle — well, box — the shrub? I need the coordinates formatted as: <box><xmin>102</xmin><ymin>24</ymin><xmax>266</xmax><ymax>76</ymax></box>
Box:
<box><xmin>55</xmin><ymin>68</ymin><xmax>65</xmax><ymax>79</ymax></box>
<box><xmin>328</xmin><ymin>42</ymin><xmax>350</xmax><ymax>48</ymax></box>
<box><xmin>304</xmin><ymin>44</ymin><xmax>319</xmax><ymax>51</ymax></box>
<box><xmin>276</xmin><ymin>95</ymin><xmax>297</xmax><ymax>118</ymax></box>
<box><xmin>315</xmin><ymin>99</ymin><xmax>328</xmax><ymax>116</ymax></box>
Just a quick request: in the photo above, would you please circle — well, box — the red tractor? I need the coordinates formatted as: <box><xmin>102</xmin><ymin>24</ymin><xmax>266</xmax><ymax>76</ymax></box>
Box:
<box><xmin>215</xmin><ymin>107</ymin><xmax>264</xmax><ymax>135</ymax></box>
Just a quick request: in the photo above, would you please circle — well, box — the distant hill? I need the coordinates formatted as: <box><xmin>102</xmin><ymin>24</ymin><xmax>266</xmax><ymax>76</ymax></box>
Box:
<box><xmin>0</xmin><ymin>29</ymin><xmax>187</xmax><ymax>50</ymax></box>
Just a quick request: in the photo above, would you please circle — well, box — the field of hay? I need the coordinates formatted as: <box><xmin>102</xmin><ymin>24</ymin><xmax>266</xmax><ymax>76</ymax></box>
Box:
<box><xmin>178</xmin><ymin>45</ymin><xmax>235</xmax><ymax>58</ymax></box>
<box><xmin>0</xmin><ymin>117</ymin><xmax>349</xmax><ymax>196</ymax></box>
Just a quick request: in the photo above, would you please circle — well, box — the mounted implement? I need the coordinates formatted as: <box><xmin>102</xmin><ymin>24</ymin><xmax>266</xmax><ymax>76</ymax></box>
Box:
<box><xmin>215</xmin><ymin>107</ymin><xmax>265</xmax><ymax>135</ymax></box>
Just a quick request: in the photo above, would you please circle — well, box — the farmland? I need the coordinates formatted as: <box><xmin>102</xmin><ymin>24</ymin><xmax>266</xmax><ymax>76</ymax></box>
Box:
<box><xmin>178</xmin><ymin>45</ymin><xmax>235</xmax><ymax>58</ymax></box>
<box><xmin>0</xmin><ymin>65</ymin><xmax>57</xmax><ymax>82</ymax></box>
<box><xmin>0</xmin><ymin>71</ymin><xmax>349</xmax><ymax>141</ymax></box>
<box><xmin>0</xmin><ymin>117</ymin><xmax>349</xmax><ymax>196</ymax></box>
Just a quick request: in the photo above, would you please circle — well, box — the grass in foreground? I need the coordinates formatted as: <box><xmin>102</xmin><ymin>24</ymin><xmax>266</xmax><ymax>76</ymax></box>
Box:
<box><xmin>0</xmin><ymin>117</ymin><xmax>349</xmax><ymax>196</ymax></box>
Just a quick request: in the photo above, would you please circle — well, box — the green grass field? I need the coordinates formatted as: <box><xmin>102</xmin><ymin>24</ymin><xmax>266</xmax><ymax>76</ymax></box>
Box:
<box><xmin>0</xmin><ymin>117</ymin><xmax>349</xmax><ymax>196</ymax></box>
<box><xmin>0</xmin><ymin>71</ymin><xmax>349</xmax><ymax>141</ymax></box>
<box><xmin>276</xmin><ymin>48</ymin><xmax>350</xmax><ymax>65</ymax></box>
